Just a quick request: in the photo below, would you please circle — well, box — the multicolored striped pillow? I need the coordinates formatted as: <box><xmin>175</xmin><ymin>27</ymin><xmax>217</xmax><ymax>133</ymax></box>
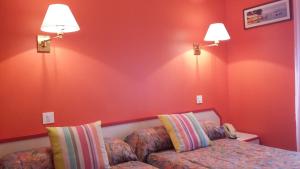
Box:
<box><xmin>159</xmin><ymin>112</ymin><xmax>211</xmax><ymax>152</ymax></box>
<box><xmin>47</xmin><ymin>121</ymin><xmax>110</xmax><ymax>169</ymax></box>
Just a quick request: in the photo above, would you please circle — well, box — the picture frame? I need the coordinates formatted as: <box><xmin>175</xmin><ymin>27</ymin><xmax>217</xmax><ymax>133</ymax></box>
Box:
<box><xmin>243</xmin><ymin>0</ymin><xmax>291</xmax><ymax>29</ymax></box>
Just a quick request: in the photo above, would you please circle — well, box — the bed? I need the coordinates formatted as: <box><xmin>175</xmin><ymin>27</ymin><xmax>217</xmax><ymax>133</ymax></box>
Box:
<box><xmin>147</xmin><ymin>139</ymin><xmax>300</xmax><ymax>169</ymax></box>
<box><xmin>123</xmin><ymin>112</ymin><xmax>300</xmax><ymax>169</ymax></box>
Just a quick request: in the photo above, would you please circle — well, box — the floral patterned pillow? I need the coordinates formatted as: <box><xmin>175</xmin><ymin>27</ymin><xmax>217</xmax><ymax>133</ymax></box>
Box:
<box><xmin>104</xmin><ymin>138</ymin><xmax>137</xmax><ymax>165</ymax></box>
<box><xmin>125</xmin><ymin>126</ymin><xmax>173</xmax><ymax>162</ymax></box>
<box><xmin>0</xmin><ymin>147</ymin><xmax>54</xmax><ymax>169</ymax></box>
<box><xmin>200</xmin><ymin>121</ymin><xmax>226</xmax><ymax>140</ymax></box>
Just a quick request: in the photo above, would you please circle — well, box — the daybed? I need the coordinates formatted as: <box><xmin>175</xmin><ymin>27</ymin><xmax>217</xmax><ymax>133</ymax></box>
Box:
<box><xmin>148</xmin><ymin>139</ymin><xmax>300</xmax><ymax>169</ymax></box>
<box><xmin>125</xmin><ymin>125</ymin><xmax>300</xmax><ymax>169</ymax></box>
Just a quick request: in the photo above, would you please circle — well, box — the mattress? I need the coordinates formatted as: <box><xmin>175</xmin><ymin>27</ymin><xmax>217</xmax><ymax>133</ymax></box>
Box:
<box><xmin>147</xmin><ymin>139</ymin><xmax>300</xmax><ymax>169</ymax></box>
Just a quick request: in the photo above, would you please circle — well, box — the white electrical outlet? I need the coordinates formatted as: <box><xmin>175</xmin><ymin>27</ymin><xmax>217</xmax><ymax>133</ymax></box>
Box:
<box><xmin>196</xmin><ymin>95</ymin><xmax>203</xmax><ymax>104</ymax></box>
<box><xmin>42</xmin><ymin>112</ymin><xmax>55</xmax><ymax>124</ymax></box>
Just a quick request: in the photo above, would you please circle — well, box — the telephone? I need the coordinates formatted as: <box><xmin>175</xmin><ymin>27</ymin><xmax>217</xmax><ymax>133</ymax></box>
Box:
<box><xmin>223</xmin><ymin>123</ymin><xmax>237</xmax><ymax>139</ymax></box>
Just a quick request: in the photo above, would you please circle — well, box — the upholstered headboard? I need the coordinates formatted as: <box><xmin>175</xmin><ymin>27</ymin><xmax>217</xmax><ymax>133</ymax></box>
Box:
<box><xmin>0</xmin><ymin>109</ymin><xmax>221</xmax><ymax>157</ymax></box>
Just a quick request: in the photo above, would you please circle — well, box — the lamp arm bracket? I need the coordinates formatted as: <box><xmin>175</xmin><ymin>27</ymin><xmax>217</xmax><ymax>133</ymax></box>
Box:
<box><xmin>193</xmin><ymin>41</ymin><xmax>219</xmax><ymax>48</ymax></box>
<box><xmin>42</xmin><ymin>33</ymin><xmax>64</xmax><ymax>43</ymax></box>
<box><xmin>37</xmin><ymin>32</ymin><xmax>64</xmax><ymax>53</ymax></box>
<box><xmin>40</xmin><ymin>33</ymin><xmax>64</xmax><ymax>48</ymax></box>
<box><xmin>200</xmin><ymin>42</ymin><xmax>220</xmax><ymax>48</ymax></box>
<box><xmin>193</xmin><ymin>41</ymin><xmax>220</xmax><ymax>56</ymax></box>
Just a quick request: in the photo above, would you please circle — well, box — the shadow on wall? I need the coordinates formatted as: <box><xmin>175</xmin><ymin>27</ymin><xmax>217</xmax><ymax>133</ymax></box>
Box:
<box><xmin>0</xmin><ymin>41</ymin><xmax>219</xmax><ymax>108</ymax></box>
<box><xmin>0</xmin><ymin>44</ymin><xmax>222</xmax><ymax>138</ymax></box>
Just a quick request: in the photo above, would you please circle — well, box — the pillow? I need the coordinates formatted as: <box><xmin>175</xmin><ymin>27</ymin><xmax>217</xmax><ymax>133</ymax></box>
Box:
<box><xmin>125</xmin><ymin>126</ymin><xmax>173</xmax><ymax>162</ymax></box>
<box><xmin>47</xmin><ymin>121</ymin><xmax>110</xmax><ymax>169</ymax></box>
<box><xmin>200</xmin><ymin>121</ymin><xmax>226</xmax><ymax>140</ymax></box>
<box><xmin>104</xmin><ymin>137</ymin><xmax>137</xmax><ymax>165</ymax></box>
<box><xmin>159</xmin><ymin>112</ymin><xmax>211</xmax><ymax>152</ymax></box>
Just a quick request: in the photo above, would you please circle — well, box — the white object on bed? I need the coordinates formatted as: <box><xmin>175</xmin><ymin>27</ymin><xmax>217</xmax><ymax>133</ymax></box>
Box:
<box><xmin>0</xmin><ymin>109</ymin><xmax>220</xmax><ymax>157</ymax></box>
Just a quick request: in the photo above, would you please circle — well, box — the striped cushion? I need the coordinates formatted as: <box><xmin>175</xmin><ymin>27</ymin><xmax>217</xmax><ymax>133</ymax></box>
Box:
<box><xmin>159</xmin><ymin>112</ymin><xmax>211</xmax><ymax>152</ymax></box>
<box><xmin>47</xmin><ymin>121</ymin><xmax>110</xmax><ymax>169</ymax></box>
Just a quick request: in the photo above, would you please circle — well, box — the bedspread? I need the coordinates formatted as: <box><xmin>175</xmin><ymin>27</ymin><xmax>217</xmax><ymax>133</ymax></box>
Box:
<box><xmin>147</xmin><ymin>139</ymin><xmax>300</xmax><ymax>169</ymax></box>
<box><xmin>111</xmin><ymin>161</ymin><xmax>158</xmax><ymax>169</ymax></box>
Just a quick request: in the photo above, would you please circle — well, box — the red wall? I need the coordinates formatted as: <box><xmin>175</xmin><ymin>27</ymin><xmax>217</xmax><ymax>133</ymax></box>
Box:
<box><xmin>225</xmin><ymin>0</ymin><xmax>296</xmax><ymax>150</ymax></box>
<box><xmin>0</xmin><ymin>0</ymin><xmax>229</xmax><ymax>141</ymax></box>
<box><xmin>1</xmin><ymin>0</ymin><xmax>296</xmax><ymax>150</ymax></box>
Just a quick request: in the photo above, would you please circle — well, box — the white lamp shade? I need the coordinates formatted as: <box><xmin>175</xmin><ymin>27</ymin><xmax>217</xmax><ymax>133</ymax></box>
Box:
<box><xmin>41</xmin><ymin>4</ymin><xmax>80</xmax><ymax>33</ymax></box>
<box><xmin>204</xmin><ymin>23</ymin><xmax>230</xmax><ymax>42</ymax></box>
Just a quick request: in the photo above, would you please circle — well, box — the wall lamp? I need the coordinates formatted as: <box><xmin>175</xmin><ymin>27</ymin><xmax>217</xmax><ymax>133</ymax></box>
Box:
<box><xmin>193</xmin><ymin>23</ymin><xmax>230</xmax><ymax>55</ymax></box>
<box><xmin>37</xmin><ymin>4</ymin><xmax>80</xmax><ymax>53</ymax></box>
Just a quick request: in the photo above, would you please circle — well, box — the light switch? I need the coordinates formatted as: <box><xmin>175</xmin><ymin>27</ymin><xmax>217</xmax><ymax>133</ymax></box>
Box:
<box><xmin>42</xmin><ymin>112</ymin><xmax>55</xmax><ymax>124</ymax></box>
<box><xmin>196</xmin><ymin>95</ymin><xmax>203</xmax><ymax>104</ymax></box>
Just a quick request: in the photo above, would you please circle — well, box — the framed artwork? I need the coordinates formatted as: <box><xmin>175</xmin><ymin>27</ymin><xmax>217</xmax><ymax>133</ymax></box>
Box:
<box><xmin>243</xmin><ymin>0</ymin><xmax>291</xmax><ymax>29</ymax></box>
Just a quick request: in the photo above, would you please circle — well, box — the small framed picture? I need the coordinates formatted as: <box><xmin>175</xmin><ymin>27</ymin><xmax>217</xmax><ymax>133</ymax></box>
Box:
<box><xmin>243</xmin><ymin>0</ymin><xmax>291</xmax><ymax>29</ymax></box>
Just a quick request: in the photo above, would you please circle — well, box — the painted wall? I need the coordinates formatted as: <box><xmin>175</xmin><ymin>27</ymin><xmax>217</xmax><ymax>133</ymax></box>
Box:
<box><xmin>225</xmin><ymin>0</ymin><xmax>296</xmax><ymax>150</ymax></box>
<box><xmin>295</xmin><ymin>0</ymin><xmax>300</xmax><ymax>151</ymax></box>
<box><xmin>0</xmin><ymin>0</ymin><xmax>228</xmax><ymax>141</ymax></box>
